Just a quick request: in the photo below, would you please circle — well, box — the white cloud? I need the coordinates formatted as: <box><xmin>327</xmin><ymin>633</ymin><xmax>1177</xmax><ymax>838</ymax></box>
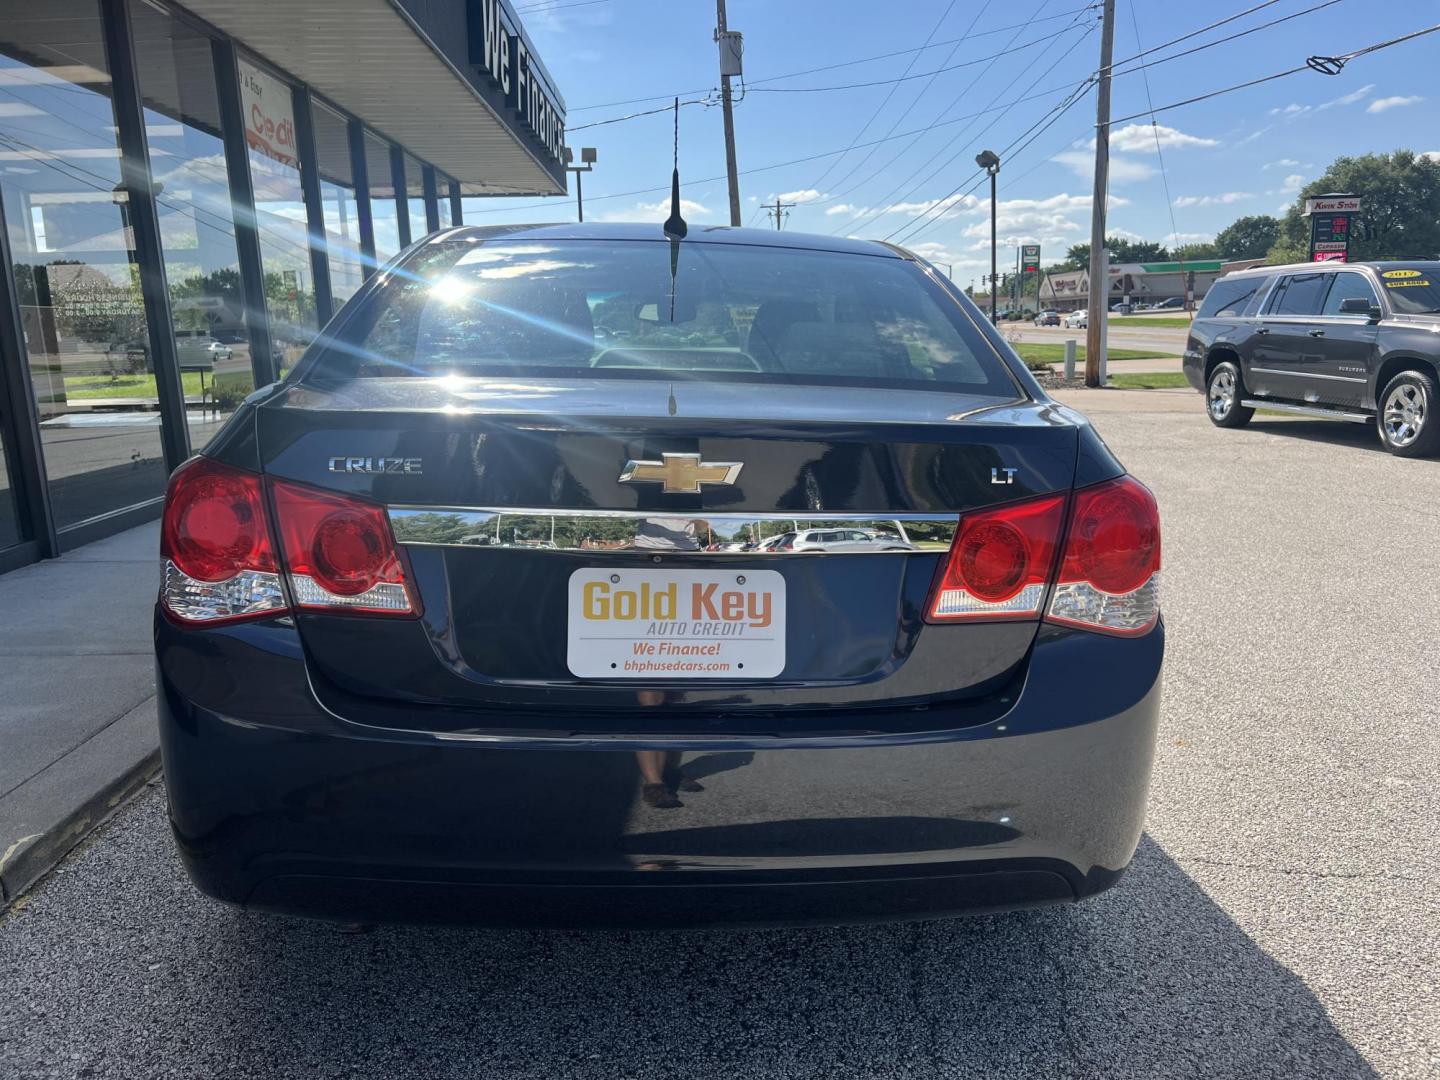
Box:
<box><xmin>1422</xmin><ymin>151</ymin><xmax>1440</xmax><ymax>163</ymax></box>
<box><xmin>1279</xmin><ymin>173</ymin><xmax>1305</xmax><ymax>194</ymax></box>
<box><xmin>1104</xmin><ymin>123</ymin><xmax>1219</xmax><ymax>152</ymax></box>
<box><xmin>825</xmin><ymin>203</ymin><xmax>860</xmax><ymax>216</ymax></box>
<box><xmin>1368</xmin><ymin>95</ymin><xmax>1423</xmax><ymax>114</ymax></box>
<box><xmin>1168</xmin><ymin>231</ymin><xmax>1216</xmax><ymax>245</ymax></box>
<box><xmin>1235</xmin><ymin>125</ymin><xmax>1273</xmax><ymax>147</ymax></box>
<box><xmin>880</xmin><ymin>194</ymin><xmax>980</xmax><ymax>221</ymax></box>
<box><xmin>1263</xmin><ymin>158</ymin><xmax>1302</xmax><ymax>170</ymax></box>
<box><xmin>597</xmin><ymin>197</ymin><xmax>712</xmax><ymax>223</ymax></box>
<box><xmin>1269</xmin><ymin>83</ymin><xmax>1376</xmax><ymax>120</ymax></box>
<box><xmin>1054</xmin><ymin>151</ymin><xmax>1154</xmax><ymax>183</ymax></box>
<box><xmin>1172</xmin><ymin>191</ymin><xmax>1252</xmax><ymax>208</ymax></box>
<box><xmin>773</xmin><ymin>188</ymin><xmax>827</xmax><ymax>204</ymax></box>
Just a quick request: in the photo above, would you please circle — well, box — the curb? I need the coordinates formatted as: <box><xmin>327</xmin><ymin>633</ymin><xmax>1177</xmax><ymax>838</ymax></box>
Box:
<box><xmin>0</xmin><ymin>702</ymin><xmax>162</xmax><ymax>909</ymax></box>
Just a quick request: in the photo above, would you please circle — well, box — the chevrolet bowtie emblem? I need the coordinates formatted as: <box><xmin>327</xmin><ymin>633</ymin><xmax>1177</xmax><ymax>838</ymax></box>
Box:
<box><xmin>619</xmin><ymin>453</ymin><xmax>743</xmax><ymax>494</ymax></box>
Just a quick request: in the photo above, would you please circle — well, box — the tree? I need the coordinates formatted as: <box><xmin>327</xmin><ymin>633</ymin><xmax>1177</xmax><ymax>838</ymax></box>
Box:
<box><xmin>1064</xmin><ymin>237</ymin><xmax>1170</xmax><ymax>269</ymax></box>
<box><xmin>1172</xmin><ymin>241</ymin><xmax>1220</xmax><ymax>261</ymax></box>
<box><xmin>1268</xmin><ymin>150</ymin><xmax>1440</xmax><ymax>262</ymax></box>
<box><xmin>1215</xmin><ymin>215</ymin><xmax>1280</xmax><ymax>261</ymax></box>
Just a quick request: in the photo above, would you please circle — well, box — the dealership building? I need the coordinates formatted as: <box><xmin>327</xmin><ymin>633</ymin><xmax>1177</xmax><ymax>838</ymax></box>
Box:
<box><xmin>0</xmin><ymin>0</ymin><xmax>566</xmax><ymax>574</ymax></box>
<box><xmin>1039</xmin><ymin>258</ymin><xmax>1266</xmax><ymax>311</ymax></box>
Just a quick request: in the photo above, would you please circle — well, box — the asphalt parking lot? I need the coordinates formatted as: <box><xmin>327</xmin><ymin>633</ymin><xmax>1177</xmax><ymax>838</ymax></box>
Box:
<box><xmin>2</xmin><ymin>388</ymin><xmax>1437</xmax><ymax>1080</ymax></box>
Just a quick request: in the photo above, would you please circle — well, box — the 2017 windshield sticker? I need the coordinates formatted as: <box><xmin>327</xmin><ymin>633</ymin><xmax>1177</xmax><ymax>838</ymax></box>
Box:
<box><xmin>1385</xmin><ymin>279</ymin><xmax>1431</xmax><ymax>288</ymax></box>
<box><xmin>1382</xmin><ymin>269</ymin><xmax>1423</xmax><ymax>280</ymax></box>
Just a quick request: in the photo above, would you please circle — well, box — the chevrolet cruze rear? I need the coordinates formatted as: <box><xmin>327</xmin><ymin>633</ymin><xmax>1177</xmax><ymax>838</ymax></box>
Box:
<box><xmin>155</xmin><ymin>224</ymin><xmax>1164</xmax><ymax>927</ymax></box>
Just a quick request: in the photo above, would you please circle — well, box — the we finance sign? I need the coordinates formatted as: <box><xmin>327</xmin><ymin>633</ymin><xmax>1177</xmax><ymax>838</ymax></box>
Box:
<box><xmin>471</xmin><ymin>0</ymin><xmax>566</xmax><ymax>166</ymax></box>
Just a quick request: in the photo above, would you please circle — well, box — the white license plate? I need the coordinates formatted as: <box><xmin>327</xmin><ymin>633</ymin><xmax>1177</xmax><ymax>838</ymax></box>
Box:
<box><xmin>567</xmin><ymin>568</ymin><xmax>786</xmax><ymax>679</ymax></box>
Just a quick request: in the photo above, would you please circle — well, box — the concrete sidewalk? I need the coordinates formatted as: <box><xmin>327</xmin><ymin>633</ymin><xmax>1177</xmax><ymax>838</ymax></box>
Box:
<box><xmin>0</xmin><ymin>521</ymin><xmax>160</xmax><ymax>905</ymax></box>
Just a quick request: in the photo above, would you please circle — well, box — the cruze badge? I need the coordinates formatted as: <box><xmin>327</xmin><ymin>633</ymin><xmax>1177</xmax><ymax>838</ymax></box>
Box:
<box><xmin>619</xmin><ymin>453</ymin><xmax>742</xmax><ymax>494</ymax></box>
<box><xmin>327</xmin><ymin>456</ymin><xmax>423</xmax><ymax>475</ymax></box>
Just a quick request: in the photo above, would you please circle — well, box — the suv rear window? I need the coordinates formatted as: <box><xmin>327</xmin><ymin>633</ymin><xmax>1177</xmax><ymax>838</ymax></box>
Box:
<box><xmin>1198</xmin><ymin>275</ymin><xmax>1271</xmax><ymax>318</ymax></box>
<box><xmin>305</xmin><ymin>239</ymin><xmax>1017</xmax><ymax>395</ymax></box>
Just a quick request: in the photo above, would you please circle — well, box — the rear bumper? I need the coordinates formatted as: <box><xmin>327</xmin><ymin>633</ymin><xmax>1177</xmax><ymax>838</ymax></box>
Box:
<box><xmin>157</xmin><ymin>618</ymin><xmax>1163</xmax><ymax>927</ymax></box>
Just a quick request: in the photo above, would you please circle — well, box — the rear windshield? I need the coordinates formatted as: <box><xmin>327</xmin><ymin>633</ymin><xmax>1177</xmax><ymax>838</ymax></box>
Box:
<box><xmin>304</xmin><ymin>238</ymin><xmax>1017</xmax><ymax>395</ymax></box>
<box><xmin>1377</xmin><ymin>266</ymin><xmax>1440</xmax><ymax>314</ymax></box>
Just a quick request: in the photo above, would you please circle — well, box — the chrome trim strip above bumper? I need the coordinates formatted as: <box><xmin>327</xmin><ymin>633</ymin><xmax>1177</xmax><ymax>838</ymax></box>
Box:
<box><xmin>388</xmin><ymin>508</ymin><xmax>959</xmax><ymax>554</ymax></box>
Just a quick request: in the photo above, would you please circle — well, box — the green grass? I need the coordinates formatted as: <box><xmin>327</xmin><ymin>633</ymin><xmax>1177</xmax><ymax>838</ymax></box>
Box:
<box><xmin>1107</xmin><ymin>316</ymin><xmax>1193</xmax><ymax>329</ymax></box>
<box><xmin>1107</xmin><ymin>371</ymin><xmax>1192</xmax><ymax>390</ymax></box>
<box><xmin>62</xmin><ymin>372</ymin><xmax>253</xmax><ymax>400</ymax></box>
<box><xmin>1013</xmin><ymin>343</ymin><xmax>1175</xmax><ymax>364</ymax></box>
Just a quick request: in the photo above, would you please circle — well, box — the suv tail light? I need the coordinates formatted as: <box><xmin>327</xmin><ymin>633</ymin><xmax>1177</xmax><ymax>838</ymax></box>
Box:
<box><xmin>926</xmin><ymin>476</ymin><xmax>1161</xmax><ymax>635</ymax></box>
<box><xmin>160</xmin><ymin>458</ymin><xmax>418</xmax><ymax>624</ymax></box>
<box><xmin>1047</xmin><ymin>475</ymin><xmax>1161</xmax><ymax>636</ymax></box>
<box><xmin>270</xmin><ymin>480</ymin><xmax>418</xmax><ymax>615</ymax></box>
<box><xmin>160</xmin><ymin>457</ymin><xmax>285</xmax><ymax>624</ymax></box>
<box><xmin>927</xmin><ymin>495</ymin><xmax>1066</xmax><ymax>621</ymax></box>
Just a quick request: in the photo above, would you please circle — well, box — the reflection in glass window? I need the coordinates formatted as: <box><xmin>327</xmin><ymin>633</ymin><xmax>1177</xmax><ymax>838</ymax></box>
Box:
<box><xmin>313</xmin><ymin>103</ymin><xmax>363</xmax><ymax>307</ymax></box>
<box><xmin>436</xmin><ymin>176</ymin><xmax>452</xmax><ymax>229</ymax></box>
<box><xmin>0</xmin><ymin>0</ymin><xmax>168</xmax><ymax>530</ymax></box>
<box><xmin>364</xmin><ymin>130</ymin><xmax>399</xmax><ymax>265</ymax></box>
<box><xmin>404</xmin><ymin>153</ymin><xmax>427</xmax><ymax>241</ymax></box>
<box><xmin>0</xmin><ymin>405</ymin><xmax>19</xmax><ymax>549</ymax></box>
<box><xmin>237</xmin><ymin>55</ymin><xmax>315</xmax><ymax>369</ymax></box>
<box><xmin>132</xmin><ymin>0</ymin><xmax>251</xmax><ymax>427</ymax></box>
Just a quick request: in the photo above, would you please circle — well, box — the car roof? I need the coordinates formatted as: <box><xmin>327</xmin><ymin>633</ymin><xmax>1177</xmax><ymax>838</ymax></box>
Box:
<box><xmin>433</xmin><ymin>222</ymin><xmax>906</xmax><ymax>260</ymax></box>
<box><xmin>1224</xmin><ymin>259</ymin><xmax>1440</xmax><ymax>277</ymax></box>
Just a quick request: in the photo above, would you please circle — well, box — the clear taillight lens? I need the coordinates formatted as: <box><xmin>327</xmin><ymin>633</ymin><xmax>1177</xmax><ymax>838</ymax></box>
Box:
<box><xmin>1046</xmin><ymin>475</ymin><xmax>1161</xmax><ymax>636</ymax></box>
<box><xmin>269</xmin><ymin>480</ymin><xmax>418</xmax><ymax>616</ymax></box>
<box><xmin>927</xmin><ymin>495</ymin><xmax>1066</xmax><ymax>622</ymax></box>
<box><xmin>160</xmin><ymin>458</ymin><xmax>285</xmax><ymax>624</ymax></box>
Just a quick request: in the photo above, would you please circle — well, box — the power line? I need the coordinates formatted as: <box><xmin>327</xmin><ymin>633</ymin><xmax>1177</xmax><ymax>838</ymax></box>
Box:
<box><xmin>1111</xmin><ymin>0</ymin><xmax>1350</xmax><ymax>79</ymax></box>
<box><xmin>797</xmin><ymin>0</ymin><xmax>959</xmax><ymax>196</ymax></box>
<box><xmin>1108</xmin><ymin>0</ymin><xmax>1287</xmax><ymax>67</ymax></box>
<box><xmin>1105</xmin><ymin>20</ymin><xmax>1440</xmax><ymax>126</ymax></box>
<box><xmin>514</xmin><ymin>0</ymin><xmax>623</xmax><ymax>15</ymax></box>
<box><xmin>747</xmin><ymin>21</ymin><xmax>1091</xmax><ymax>94</ymax></box>
<box><xmin>564</xmin><ymin>4</ymin><xmax>1100</xmax><ymax>112</ymax></box>
<box><xmin>567</xmin><ymin>95</ymin><xmax>714</xmax><ymax>131</ymax></box>
<box><xmin>836</xmin><ymin>18</ymin><xmax>1097</xmax><ymax>238</ymax></box>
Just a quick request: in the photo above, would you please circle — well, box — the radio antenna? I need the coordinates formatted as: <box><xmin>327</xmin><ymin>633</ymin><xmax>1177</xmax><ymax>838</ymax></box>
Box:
<box><xmin>663</xmin><ymin>97</ymin><xmax>687</xmax><ymax>240</ymax></box>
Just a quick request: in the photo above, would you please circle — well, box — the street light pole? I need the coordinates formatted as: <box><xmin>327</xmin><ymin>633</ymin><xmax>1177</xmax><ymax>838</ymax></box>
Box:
<box><xmin>563</xmin><ymin>146</ymin><xmax>597</xmax><ymax>223</ymax></box>
<box><xmin>976</xmin><ymin>149</ymin><xmax>1000</xmax><ymax>326</ymax></box>
<box><xmin>716</xmin><ymin>0</ymin><xmax>742</xmax><ymax>226</ymax></box>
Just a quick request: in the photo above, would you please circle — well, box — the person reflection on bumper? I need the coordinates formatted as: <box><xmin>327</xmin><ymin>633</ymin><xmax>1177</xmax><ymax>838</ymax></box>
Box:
<box><xmin>635</xmin><ymin>689</ymin><xmax>704</xmax><ymax>809</ymax></box>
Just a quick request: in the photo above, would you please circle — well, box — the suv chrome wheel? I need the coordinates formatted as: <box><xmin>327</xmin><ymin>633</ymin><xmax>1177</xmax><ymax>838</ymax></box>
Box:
<box><xmin>1383</xmin><ymin>383</ymin><xmax>1425</xmax><ymax>447</ymax></box>
<box><xmin>1208</xmin><ymin>368</ymin><xmax>1236</xmax><ymax>420</ymax></box>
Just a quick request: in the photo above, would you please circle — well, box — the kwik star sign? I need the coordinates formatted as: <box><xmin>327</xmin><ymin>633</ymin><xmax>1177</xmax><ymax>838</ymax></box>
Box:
<box><xmin>1305</xmin><ymin>195</ymin><xmax>1362</xmax><ymax>263</ymax></box>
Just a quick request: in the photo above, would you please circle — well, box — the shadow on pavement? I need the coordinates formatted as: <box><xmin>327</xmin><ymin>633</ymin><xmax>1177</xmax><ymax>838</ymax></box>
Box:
<box><xmin>189</xmin><ymin>835</ymin><xmax>1375</xmax><ymax>1079</ymax></box>
<box><xmin>1247</xmin><ymin>418</ymin><xmax>1388</xmax><ymax>455</ymax></box>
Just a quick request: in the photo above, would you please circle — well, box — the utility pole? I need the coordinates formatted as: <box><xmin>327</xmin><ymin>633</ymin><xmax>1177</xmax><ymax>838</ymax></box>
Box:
<box><xmin>1085</xmin><ymin>0</ymin><xmax>1116</xmax><ymax>387</ymax></box>
<box><xmin>716</xmin><ymin>0</ymin><xmax>742</xmax><ymax>226</ymax></box>
<box><xmin>763</xmin><ymin>197</ymin><xmax>795</xmax><ymax>230</ymax></box>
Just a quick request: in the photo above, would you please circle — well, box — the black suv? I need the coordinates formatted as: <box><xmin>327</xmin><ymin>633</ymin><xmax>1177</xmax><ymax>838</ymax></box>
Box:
<box><xmin>1182</xmin><ymin>261</ymin><xmax>1440</xmax><ymax>457</ymax></box>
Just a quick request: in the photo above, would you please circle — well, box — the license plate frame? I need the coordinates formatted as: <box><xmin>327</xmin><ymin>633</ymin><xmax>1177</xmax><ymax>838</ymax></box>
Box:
<box><xmin>566</xmin><ymin>568</ymin><xmax>786</xmax><ymax>679</ymax></box>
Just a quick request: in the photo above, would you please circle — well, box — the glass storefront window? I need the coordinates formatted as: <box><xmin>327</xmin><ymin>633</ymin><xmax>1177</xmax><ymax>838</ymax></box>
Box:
<box><xmin>313</xmin><ymin>103</ymin><xmax>363</xmax><ymax>307</ymax></box>
<box><xmin>437</xmin><ymin>176</ymin><xmax>452</xmax><ymax>229</ymax></box>
<box><xmin>0</xmin><ymin>0</ymin><xmax>168</xmax><ymax>530</ymax></box>
<box><xmin>404</xmin><ymin>153</ymin><xmax>427</xmax><ymax>241</ymax></box>
<box><xmin>237</xmin><ymin>55</ymin><xmax>314</xmax><ymax>372</ymax></box>
<box><xmin>131</xmin><ymin>0</ymin><xmax>249</xmax><ymax>430</ymax></box>
<box><xmin>363</xmin><ymin>131</ymin><xmax>398</xmax><ymax>266</ymax></box>
<box><xmin>0</xmin><ymin>411</ymin><xmax>20</xmax><ymax>549</ymax></box>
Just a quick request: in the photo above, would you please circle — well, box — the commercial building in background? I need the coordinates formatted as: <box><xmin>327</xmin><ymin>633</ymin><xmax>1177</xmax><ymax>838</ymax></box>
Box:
<box><xmin>1039</xmin><ymin>259</ymin><xmax>1267</xmax><ymax>311</ymax></box>
<box><xmin>0</xmin><ymin>0</ymin><xmax>565</xmax><ymax>574</ymax></box>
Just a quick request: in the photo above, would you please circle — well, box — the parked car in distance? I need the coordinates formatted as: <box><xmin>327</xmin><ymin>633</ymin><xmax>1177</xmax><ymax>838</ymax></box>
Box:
<box><xmin>174</xmin><ymin>330</ymin><xmax>231</xmax><ymax>369</ymax></box>
<box><xmin>1064</xmin><ymin>309</ymin><xmax>1088</xmax><ymax>329</ymax></box>
<box><xmin>1184</xmin><ymin>260</ymin><xmax>1440</xmax><ymax>456</ymax></box>
<box><xmin>1154</xmin><ymin>297</ymin><xmax>1186</xmax><ymax>311</ymax></box>
<box><xmin>788</xmin><ymin>528</ymin><xmax>918</xmax><ymax>553</ymax></box>
<box><xmin>155</xmin><ymin>222</ymin><xmax>1164</xmax><ymax>928</ymax></box>
<box><xmin>1033</xmin><ymin>310</ymin><xmax>1061</xmax><ymax>326</ymax></box>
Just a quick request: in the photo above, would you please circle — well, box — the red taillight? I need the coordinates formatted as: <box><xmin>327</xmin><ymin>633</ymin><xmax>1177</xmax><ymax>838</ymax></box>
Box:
<box><xmin>160</xmin><ymin>458</ymin><xmax>285</xmax><ymax>624</ymax></box>
<box><xmin>927</xmin><ymin>495</ymin><xmax>1065</xmax><ymax>622</ymax></box>
<box><xmin>1047</xmin><ymin>475</ymin><xmax>1161</xmax><ymax>636</ymax></box>
<box><xmin>270</xmin><ymin>480</ymin><xmax>418</xmax><ymax>616</ymax></box>
<box><xmin>925</xmin><ymin>477</ymin><xmax>1161</xmax><ymax>635</ymax></box>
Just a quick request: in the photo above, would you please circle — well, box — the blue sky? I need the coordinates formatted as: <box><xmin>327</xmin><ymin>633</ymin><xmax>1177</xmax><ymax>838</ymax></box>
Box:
<box><xmin>471</xmin><ymin>0</ymin><xmax>1439</xmax><ymax>285</ymax></box>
